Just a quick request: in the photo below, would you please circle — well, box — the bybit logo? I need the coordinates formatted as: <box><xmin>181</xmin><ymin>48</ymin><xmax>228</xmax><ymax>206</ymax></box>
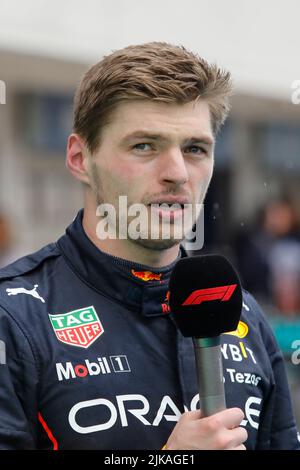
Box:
<box><xmin>221</xmin><ymin>342</ymin><xmax>257</xmax><ymax>364</ymax></box>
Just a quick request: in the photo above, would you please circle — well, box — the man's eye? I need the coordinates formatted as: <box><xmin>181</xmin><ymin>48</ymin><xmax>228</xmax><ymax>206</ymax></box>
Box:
<box><xmin>133</xmin><ymin>143</ymin><xmax>152</xmax><ymax>151</ymax></box>
<box><xmin>185</xmin><ymin>146</ymin><xmax>206</xmax><ymax>155</ymax></box>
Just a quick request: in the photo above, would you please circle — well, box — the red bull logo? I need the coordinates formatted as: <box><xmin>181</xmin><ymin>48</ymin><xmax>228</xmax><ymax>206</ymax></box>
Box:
<box><xmin>161</xmin><ymin>290</ymin><xmax>171</xmax><ymax>313</ymax></box>
<box><xmin>131</xmin><ymin>270</ymin><xmax>162</xmax><ymax>282</ymax></box>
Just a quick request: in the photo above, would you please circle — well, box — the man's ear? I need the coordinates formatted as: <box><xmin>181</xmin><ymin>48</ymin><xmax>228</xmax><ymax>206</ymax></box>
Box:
<box><xmin>66</xmin><ymin>134</ymin><xmax>91</xmax><ymax>185</ymax></box>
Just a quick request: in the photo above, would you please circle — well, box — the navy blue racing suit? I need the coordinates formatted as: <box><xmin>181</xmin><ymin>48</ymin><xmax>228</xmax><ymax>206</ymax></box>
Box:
<box><xmin>0</xmin><ymin>210</ymin><xmax>299</xmax><ymax>449</ymax></box>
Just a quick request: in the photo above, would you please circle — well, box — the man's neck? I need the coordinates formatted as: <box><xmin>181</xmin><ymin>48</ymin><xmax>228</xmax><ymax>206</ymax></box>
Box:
<box><xmin>82</xmin><ymin>203</ymin><xmax>180</xmax><ymax>268</ymax></box>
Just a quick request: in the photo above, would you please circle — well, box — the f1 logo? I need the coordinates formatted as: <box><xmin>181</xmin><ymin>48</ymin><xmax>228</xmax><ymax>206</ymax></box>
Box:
<box><xmin>182</xmin><ymin>284</ymin><xmax>237</xmax><ymax>306</ymax></box>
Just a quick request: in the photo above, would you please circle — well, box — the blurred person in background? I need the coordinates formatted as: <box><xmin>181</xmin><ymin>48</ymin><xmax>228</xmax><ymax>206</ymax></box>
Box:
<box><xmin>234</xmin><ymin>198</ymin><xmax>300</xmax><ymax>316</ymax></box>
<box><xmin>266</xmin><ymin>199</ymin><xmax>300</xmax><ymax>316</ymax></box>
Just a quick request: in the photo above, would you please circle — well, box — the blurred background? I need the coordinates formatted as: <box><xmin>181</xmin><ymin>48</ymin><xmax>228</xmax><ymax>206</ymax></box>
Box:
<box><xmin>0</xmin><ymin>0</ymin><xmax>300</xmax><ymax>429</ymax></box>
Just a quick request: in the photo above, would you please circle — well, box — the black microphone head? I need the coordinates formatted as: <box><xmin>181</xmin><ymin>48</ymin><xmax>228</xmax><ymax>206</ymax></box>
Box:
<box><xmin>169</xmin><ymin>255</ymin><xmax>242</xmax><ymax>338</ymax></box>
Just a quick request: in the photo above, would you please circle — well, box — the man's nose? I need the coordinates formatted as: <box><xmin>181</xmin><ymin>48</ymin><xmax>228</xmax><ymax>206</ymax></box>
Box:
<box><xmin>158</xmin><ymin>148</ymin><xmax>189</xmax><ymax>186</ymax></box>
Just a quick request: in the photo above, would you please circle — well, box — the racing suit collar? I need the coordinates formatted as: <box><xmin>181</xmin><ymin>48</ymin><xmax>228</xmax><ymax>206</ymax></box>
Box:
<box><xmin>57</xmin><ymin>209</ymin><xmax>187</xmax><ymax>317</ymax></box>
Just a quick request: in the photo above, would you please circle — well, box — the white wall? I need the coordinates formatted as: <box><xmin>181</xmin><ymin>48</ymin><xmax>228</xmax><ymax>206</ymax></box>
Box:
<box><xmin>0</xmin><ymin>0</ymin><xmax>299</xmax><ymax>100</ymax></box>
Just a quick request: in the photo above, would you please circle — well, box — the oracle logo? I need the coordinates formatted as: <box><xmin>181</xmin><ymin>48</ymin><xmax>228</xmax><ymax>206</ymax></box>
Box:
<box><xmin>68</xmin><ymin>394</ymin><xmax>261</xmax><ymax>433</ymax></box>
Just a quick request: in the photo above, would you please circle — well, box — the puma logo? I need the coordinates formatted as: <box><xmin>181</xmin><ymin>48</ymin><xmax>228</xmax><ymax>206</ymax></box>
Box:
<box><xmin>6</xmin><ymin>284</ymin><xmax>45</xmax><ymax>303</ymax></box>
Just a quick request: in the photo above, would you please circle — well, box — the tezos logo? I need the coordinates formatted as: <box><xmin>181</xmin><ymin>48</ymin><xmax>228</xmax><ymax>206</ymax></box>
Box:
<box><xmin>49</xmin><ymin>306</ymin><xmax>104</xmax><ymax>349</ymax></box>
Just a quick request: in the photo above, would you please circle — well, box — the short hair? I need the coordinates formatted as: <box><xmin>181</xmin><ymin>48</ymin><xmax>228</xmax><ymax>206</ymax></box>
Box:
<box><xmin>73</xmin><ymin>42</ymin><xmax>232</xmax><ymax>153</ymax></box>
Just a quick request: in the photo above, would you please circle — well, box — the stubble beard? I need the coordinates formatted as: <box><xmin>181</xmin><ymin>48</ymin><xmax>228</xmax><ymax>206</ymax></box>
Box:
<box><xmin>89</xmin><ymin>162</ymin><xmax>197</xmax><ymax>251</ymax></box>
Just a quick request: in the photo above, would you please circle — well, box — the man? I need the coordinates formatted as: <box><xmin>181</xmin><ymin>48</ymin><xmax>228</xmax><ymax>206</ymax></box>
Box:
<box><xmin>0</xmin><ymin>42</ymin><xmax>299</xmax><ymax>450</ymax></box>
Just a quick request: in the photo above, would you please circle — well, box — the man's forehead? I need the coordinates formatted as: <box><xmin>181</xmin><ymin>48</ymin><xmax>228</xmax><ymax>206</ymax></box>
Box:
<box><xmin>110</xmin><ymin>100</ymin><xmax>214</xmax><ymax>142</ymax></box>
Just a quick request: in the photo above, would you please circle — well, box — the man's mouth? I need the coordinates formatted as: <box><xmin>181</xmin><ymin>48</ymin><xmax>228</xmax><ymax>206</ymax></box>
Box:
<box><xmin>148</xmin><ymin>200</ymin><xmax>190</xmax><ymax>221</ymax></box>
<box><xmin>149</xmin><ymin>197</ymin><xmax>190</xmax><ymax>207</ymax></box>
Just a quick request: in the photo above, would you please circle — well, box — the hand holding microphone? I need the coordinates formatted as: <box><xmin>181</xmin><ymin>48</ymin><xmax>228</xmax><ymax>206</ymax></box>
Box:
<box><xmin>163</xmin><ymin>408</ymin><xmax>247</xmax><ymax>450</ymax></box>
<box><xmin>165</xmin><ymin>255</ymin><xmax>248</xmax><ymax>450</ymax></box>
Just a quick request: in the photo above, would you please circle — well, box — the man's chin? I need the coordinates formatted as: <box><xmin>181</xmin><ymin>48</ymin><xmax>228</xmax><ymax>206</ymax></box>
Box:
<box><xmin>130</xmin><ymin>236</ymin><xmax>182</xmax><ymax>251</ymax></box>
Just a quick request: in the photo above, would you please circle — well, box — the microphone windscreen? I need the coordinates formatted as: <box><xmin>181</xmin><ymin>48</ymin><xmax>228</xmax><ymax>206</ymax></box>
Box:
<box><xmin>169</xmin><ymin>255</ymin><xmax>242</xmax><ymax>338</ymax></box>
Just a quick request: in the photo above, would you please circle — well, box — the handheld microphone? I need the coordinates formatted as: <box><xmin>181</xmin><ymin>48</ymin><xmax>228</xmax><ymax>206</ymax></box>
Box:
<box><xmin>169</xmin><ymin>255</ymin><xmax>242</xmax><ymax>416</ymax></box>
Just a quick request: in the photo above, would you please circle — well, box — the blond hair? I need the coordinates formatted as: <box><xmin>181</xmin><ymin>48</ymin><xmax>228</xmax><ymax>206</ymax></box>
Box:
<box><xmin>74</xmin><ymin>42</ymin><xmax>232</xmax><ymax>153</ymax></box>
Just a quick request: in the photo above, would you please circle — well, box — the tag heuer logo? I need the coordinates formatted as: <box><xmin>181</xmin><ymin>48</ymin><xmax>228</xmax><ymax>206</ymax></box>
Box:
<box><xmin>49</xmin><ymin>306</ymin><xmax>104</xmax><ymax>348</ymax></box>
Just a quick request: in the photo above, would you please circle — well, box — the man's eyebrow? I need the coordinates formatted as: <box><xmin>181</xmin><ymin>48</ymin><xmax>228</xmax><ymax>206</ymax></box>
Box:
<box><xmin>121</xmin><ymin>131</ymin><xmax>164</xmax><ymax>142</ymax></box>
<box><xmin>120</xmin><ymin>131</ymin><xmax>214</xmax><ymax>145</ymax></box>
<box><xmin>184</xmin><ymin>137</ymin><xmax>214</xmax><ymax>146</ymax></box>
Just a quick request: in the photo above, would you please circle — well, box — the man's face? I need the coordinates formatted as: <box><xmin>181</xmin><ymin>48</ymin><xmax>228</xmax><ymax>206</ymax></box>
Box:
<box><xmin>87</xmin><ymin>99</ymin><xmax>214</xmax><ymax>250</ymax></box>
